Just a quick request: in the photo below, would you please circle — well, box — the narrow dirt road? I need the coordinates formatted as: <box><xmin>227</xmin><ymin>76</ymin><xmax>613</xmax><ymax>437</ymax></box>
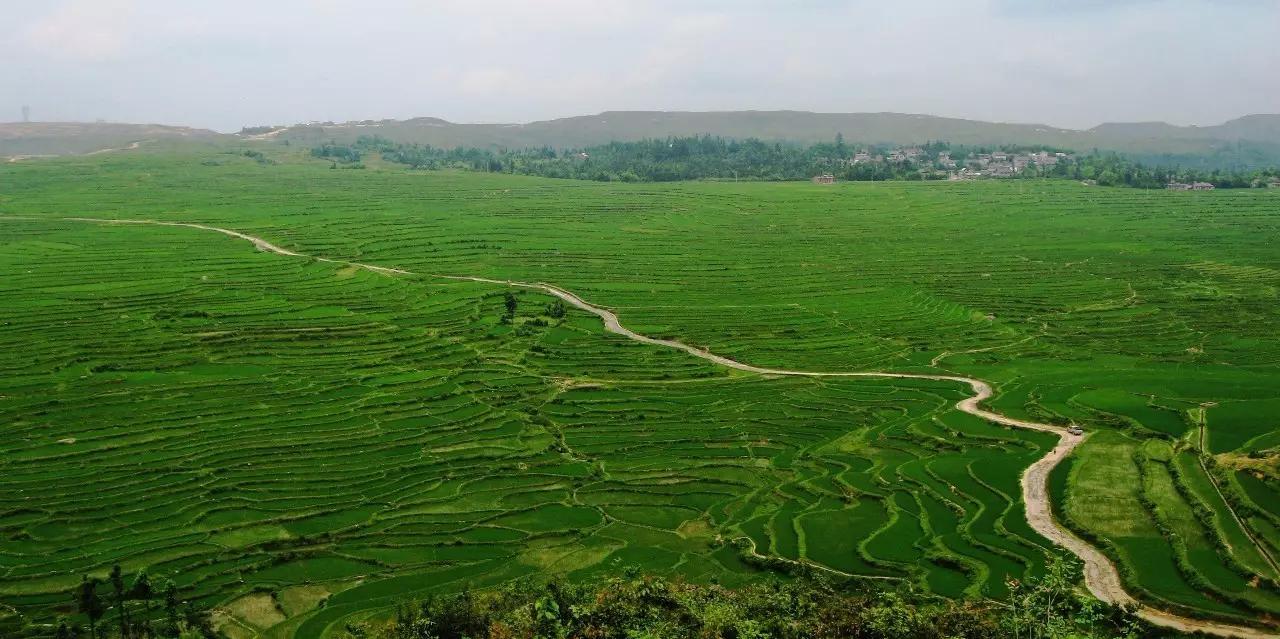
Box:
<box><xmin>27</xmin><ymin>217</ymin><xmax>1278</xmax><ymax>639</ymax></box>
<box><xmin>83</xmin><ymin>140</ymin><xmax>146</xmax><ymax>156</ymax></box>
<box><xmin>5</xmin><ymin>140</ymin><xmax>145</xmax><ymax>163</ymax></box>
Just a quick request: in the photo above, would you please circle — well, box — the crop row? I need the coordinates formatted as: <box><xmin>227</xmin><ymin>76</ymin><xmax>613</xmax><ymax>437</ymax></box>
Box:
<box><xmin>0</xmin><ymin>219</ymin><xmax>1063</xmax><ymax>634</ymax></box>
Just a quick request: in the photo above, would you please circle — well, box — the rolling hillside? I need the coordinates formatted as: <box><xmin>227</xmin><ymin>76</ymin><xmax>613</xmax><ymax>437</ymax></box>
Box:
<box><xmin>264</xmin><ymin>111</ymin><xmax>1280</xmax><ymax>166</ymax></box>
<box><xmin>0</xmin><ymin>122</ymin><xmax>224</xmax><ymax>159</ymax></box>
<box><xmin>6</xmin><ymin>112</ymin><xmax>1280</xmax><ymax>168</ymax></box>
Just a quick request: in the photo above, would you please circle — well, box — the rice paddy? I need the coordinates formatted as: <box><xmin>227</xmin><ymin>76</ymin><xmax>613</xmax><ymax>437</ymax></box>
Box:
<box><xmin>1</xmin><ymin>148</ymin><xmax>1277</xmax><ymax>636</ymax></box>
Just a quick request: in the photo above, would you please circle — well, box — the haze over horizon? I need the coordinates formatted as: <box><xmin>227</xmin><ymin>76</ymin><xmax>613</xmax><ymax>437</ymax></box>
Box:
<box><xmin>3</xmin><ymin>0</ymin><xmax>1278</xmax><ymax>133</ymax></box>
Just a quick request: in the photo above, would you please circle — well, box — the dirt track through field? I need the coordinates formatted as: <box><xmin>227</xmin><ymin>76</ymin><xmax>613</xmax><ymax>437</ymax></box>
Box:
<box><xmin>83</xmin><ymin>140</ymin><xmax>145</xmax><ymax>156</ymax></box>
<box><xmin>5</xmin><ymin>140</ymin><xmax>145</xmax><ymax>163</ymax></box>
<box><xmin>22</xmin><ymin>216</ymin><xmax>1278</xmax><ymax>638</ymax></box>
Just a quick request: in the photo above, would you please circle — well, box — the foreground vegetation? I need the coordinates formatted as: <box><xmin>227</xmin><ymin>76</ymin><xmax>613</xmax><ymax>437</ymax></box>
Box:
<box><xmin>9</xmin><ymin>561</ymin><xmax>1159</xmax><ymax>639</ymax></box>
<box><xmin>341</xmin><ymin>560</ymin><xmax>1151</xmax><ymax>639</ymax></box>
<box><xmin>1</xmin><ymin>147</ymin><xmax>1277</xmax><ymax>636</ymax></box>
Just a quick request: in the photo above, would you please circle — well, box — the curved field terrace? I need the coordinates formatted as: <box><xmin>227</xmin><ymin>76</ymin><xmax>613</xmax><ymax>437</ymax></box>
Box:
<box><xmin>1</xmin><ymin>151</ymin><xmax>1278</xmax><ymax>637</ymax></box>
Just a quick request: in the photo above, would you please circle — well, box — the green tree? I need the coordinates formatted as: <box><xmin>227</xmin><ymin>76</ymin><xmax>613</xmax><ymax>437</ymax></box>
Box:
<box><xmin>110</xmin><ymin>565</ymin><xmax>131</xmax><ymax>638</ymax></box>
<box><xmin>1002</xmin><ymin>556</ymin><xmax>1134</xmax><ymax>639</ymax></box>
<box><xmin>160</xmin><ymin>579</ymin><xmax>180</xmax><ymax>638</ymax></box>
<box><xmin>503</xmin><ymin>292</ymin><xmax>518</xmax><ymax>319</ymax></box>
<box><xmin>181</xmin><ymin>600</ymin><xmax>214</xmax><ymax>638</ymax></box>
<box><xmin>130</xmin><ymin>570</ymin><xmax>154</xmax><ymax>638</ymax></box>
<box><xmin>546</xmin><ymin>299</ymin><xmax>566</xmax><ymax>319</ymax></box>
<box><xmin>76</xmin><ymin>576</ymin><xmax>105</xmax><ymax>639</ymax></box>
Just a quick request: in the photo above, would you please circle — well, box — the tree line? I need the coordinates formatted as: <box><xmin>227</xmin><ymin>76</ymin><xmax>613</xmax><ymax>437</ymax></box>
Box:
<box><xmin>1054</xmin><ymin>153</ymin><xmax>1273</xmax><ymax>189</ymax></box>
<box><xmin>13</xmin><ymin>565</ymin><xmax>215</xmax><ymax>639</ymax></box>
<box><xmin>310</xmin><ymin>135</ymin><xmax>1280</xmax><ymax>188</ymax></box>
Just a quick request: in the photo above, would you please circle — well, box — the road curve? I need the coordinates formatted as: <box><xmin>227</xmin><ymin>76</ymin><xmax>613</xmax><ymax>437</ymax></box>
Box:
<box><xmin>36</xmin><ymin>217</ymin><xmax>1279</xmax><ymax>638</ymax></box>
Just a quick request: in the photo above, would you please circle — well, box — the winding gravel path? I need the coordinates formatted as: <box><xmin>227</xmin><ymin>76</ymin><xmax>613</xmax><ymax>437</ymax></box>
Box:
<box><xmin>32</xmin><ymin>217</ymin><xmax>1279</xmax><ymax>638</ymax></box>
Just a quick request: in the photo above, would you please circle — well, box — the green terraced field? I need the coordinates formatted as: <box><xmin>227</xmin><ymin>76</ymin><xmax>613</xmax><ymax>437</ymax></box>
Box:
<box><xmin>2</xmin><ymin>147</ymin><xmax>1278</xmax><ymax>636</ymax></box>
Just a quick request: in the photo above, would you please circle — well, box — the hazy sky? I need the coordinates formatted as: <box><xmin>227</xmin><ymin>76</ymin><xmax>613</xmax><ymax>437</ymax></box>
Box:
<box><xmin>3</xmin><ymin>0</ymin><xmax>1277</xmax><ymax>132</ymax></box>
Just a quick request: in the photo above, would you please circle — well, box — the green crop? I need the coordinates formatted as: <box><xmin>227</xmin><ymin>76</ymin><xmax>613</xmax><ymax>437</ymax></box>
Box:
<box><xmin>1</xmin><ymin>147</ymin><xmax>1277</xmax><ymax>635</ymax></box>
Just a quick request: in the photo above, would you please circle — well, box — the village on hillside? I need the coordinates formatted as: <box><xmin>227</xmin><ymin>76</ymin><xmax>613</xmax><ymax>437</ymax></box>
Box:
<box><xmin>810</xmin><ymin>144</ymin><xmax>1280</xmax><ymax>189</ymax></box>
<box><xmin>815</xmin><ymin>144</ymin><xmax>1073</xmax><ymax>182</ymax></box>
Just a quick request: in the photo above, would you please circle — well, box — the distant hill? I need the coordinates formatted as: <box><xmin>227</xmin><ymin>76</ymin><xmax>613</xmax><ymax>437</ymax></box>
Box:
<box><xmin>0</xmin><ymin>122</ymin><xmax>224</xmax><ymax>159</ymax></box>
<box><xmin>1090</xmin><ymin>114</ymin><xmax>1280</xmax><ymax>143</ymax></box>
<box><xmin>269</xmin><ymin>111</ymin><xmax>1082</xmax><ymax>148</ymax></box>
<box><xmin>261</xmin><ymin>111</ymin><xmax>1280</xmax><ymax>167</ymax></box>
<box><xmin>4</xmin><ymin>113</ymin><xmax>1278</xmax><ymax>169</ymax></box>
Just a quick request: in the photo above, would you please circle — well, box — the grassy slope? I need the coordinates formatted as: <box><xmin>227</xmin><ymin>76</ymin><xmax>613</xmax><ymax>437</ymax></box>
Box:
<box><xmin>0</xmin><ymin>124</ymin><xmax>224</xmax><ymax>158</ymax></box>
<box><xmin>273</xmin><ymin>111</ymin><xmax>1280</xmax><ymax>163</ymax></box>
<box><xmin>1</xmin><ymin>148</ymin><xmax>1278</xmax><ymax>633</ymax></box>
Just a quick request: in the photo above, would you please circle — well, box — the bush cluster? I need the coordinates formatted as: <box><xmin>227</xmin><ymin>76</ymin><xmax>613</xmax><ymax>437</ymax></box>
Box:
<box><xmin>340</xmin><ymin>560</ymin><xmax>1154</xmax><ymax>639</ymax></box>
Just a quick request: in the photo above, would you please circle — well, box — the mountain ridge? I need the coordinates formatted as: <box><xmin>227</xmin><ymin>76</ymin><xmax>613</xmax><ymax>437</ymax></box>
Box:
<box><xmin>265</xmin><ymin>110</ymin><xmax>1280</xmax><ymax>152</ymax></box>
<box><xmin>0</xmin><ymin>122</ymin><xmax>222</xmax><ymax>158</ymax></box>
<box><xmin>5</xmin><ymin>112</ymin><xmax>1279</xmax><ymax>166</ymax></box>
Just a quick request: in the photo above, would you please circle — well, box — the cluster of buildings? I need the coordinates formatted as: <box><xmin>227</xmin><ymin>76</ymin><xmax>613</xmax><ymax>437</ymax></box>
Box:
<box><xmin>1165</xmin><ymin>181</ymin><xmax>1216</xmax><ymax>191</ymax></box>
<box><xmin>954</xmin><ymin>150</ymin><xmax>1068</xmax><ymax>178</ymax></box>
<box><xmin>835</xmin><ymin>146</ymin><xmax>1072</xmax><ymax>180</ymax></box>
<box><xmin>846</xmin><ymin>147</ymin><xmax>934</xmax><ymax>165</ymax></box>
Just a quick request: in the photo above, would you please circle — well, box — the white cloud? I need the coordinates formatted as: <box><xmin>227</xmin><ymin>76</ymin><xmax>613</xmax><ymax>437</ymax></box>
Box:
<box><xmin>19</xmin><ymin>0</ymin><xmax>138</xmax><ymax>61</ymax></box>
<box><xmin>457</xmin><ymin>68</ymin><xmax>520</xmax><ymax>96</ymax></box>
<box><xmin>2</xmin><ymin>0</ymin><xmax>1277</xmax><ymax>130</ymax></box>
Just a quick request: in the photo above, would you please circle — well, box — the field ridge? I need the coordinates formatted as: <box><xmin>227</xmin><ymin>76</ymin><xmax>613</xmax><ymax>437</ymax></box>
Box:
<box><xmin>14</xmin><ymin>214</ymin><xmax>1272</xmax><ymax>639</ymax></box>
